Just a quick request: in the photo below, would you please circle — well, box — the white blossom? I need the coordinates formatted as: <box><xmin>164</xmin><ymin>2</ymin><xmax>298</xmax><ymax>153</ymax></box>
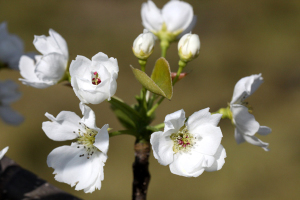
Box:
<box><xmin>0</xmin><ymin>146</ymin><xmax>9</xmax><ymax>160</ymax></box>
<box><xmin>230</xmin><ymin>74</ymin><xmax>271</xmax><ymax>151</ymax></box>
<box><xmin>42</xmin><ymin>103</ymin><xmax>109</xmax><ymax>193</ymax></box>
<box><xmin>178</xmin><ymin>33</ymin><xmax>200</xmax><ymax>62</ymax></box>
<box><xmin>19</xmin><ymin>29</ymin><xmax>68</xmax><ymax>88</ymax></box>
<box><xmin>150</xmin><ymin>108</ymin><xmax>226</xmax><ymax>177</ymax></box>
<box><xmin>0</xmin><ymin>80</ymin><xmax>24</xmax><ymax>125</ymax></box>
<box><xmin>0</xmin><ymin>22</ymin><xmax>25</xmax><ymax>70</ymax></box>
<box><xmin>133</xmin><ymin>29</ymin><xmax>156</xmax><ymax>60</ymax></box>
<box><xmin>141</xmin><ymin>0</ymin><xmax>196</xmax><ymax>38</ymax></box>
<box><xmin>69</xmin><ymin>52</ymin><xmax>119</xmax><ymax>104</ymax></box>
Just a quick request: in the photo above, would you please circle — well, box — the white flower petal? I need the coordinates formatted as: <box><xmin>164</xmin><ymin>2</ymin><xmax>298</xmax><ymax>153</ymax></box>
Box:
<box><xmin>186</xmin><ymin>107</ymin><xmax>222</xmax><ymax>133</ymax></box>
<box><xmin>169</xmin><ymin>151</ymin><xmax>205</xmax><ymax>177</ymax></box>
<box><xmin>47</xmin><ymin>145</ymin><xmax>105</xmax><ymax>193</ymax></box>
<box><xmin>79</xmin><ymin>103</ymin><xmax>97</xmax><ymax>129</ymax></box>
<box><xmin>49</xmin><ymin>29</ymin><xmax>68</xmax><ymax>58</ymax></box>
<box><xmin>164</xmin><ymin>109</ymin><xmax>185</xmax><ymax>136</ymax></box>
<box><xmin>141</xmin><ymin>0</ymin><xmax>163</xmax><ymax>32</ymax></box>
<box><xmin>19</xmin><ymin>78</ymin><xmax>54</xmax><ymax>89</ymax></box>
<box><xmin>192</xmin><ymin>125</ymin><xmax>223</xmax><ymax>156</ymax></box>
<box><xmin>231</xmin><ymin>73</ymin><xmax>263</xmax><ymax>104</ymax></box>
<box><xmin>74</xmin><ymin>152</ymin><xmax>105</xmax><ymax>192</ymax></box>
<box><xmin>77</xmin><ymin>88</ymin><xmax>109</xmax><ymax>105</ymax></box>
<box><xmin>150</xmin><ymin>131</ymin><xmax>174</xmax><ymax>166</ymax></box>
<box><xmin>42</xmin><ymin>111</ymin><xmax>80</xmax><ymax>141</ymax></box>
<box><xmin>231</xmin><ymin>104</ymin><xmax>260</xmax><ymax>136</ymax></box>
<box><xmin>0</xmin><ymin>105</ymin><xmax>24</xmax><ymax>125</ymax></box>
<box><xmin>234</xmin><ymin>128</ymin><xmax>245</xmax><ymax>144</ymax></box>
<box><xmin>162</xmin><ymin>0</ymin><xmax>194</xmax><ymax>32</ymax></box>
<box><xmin>243</xmin><ymin>134</ymin><xmax>269</xmax><ymax>151</ymax></box>
<box><xmin>0</xmin><ymin>146</ymin><xmax>9</xmax><ymax>160</ymax></box>
<box><xmin>257</xmin><ymin>126</ymin><xmax>272</xmax><ymax>136</ymax></box>
<box><xmin>19</xmin><ymin>55</ymin><xmax>55</xmax><ymax>89</ymax></box>
<box><xmin>92</xmin><ymin>52</ymin><xmax>119</xmax><ymax>77</ymax></box>
<box><xmin>33</xmin><ymin>29</ymin><xmax>67</xmax><ymax>57</ymax></box>
<box><xmin>94</xmin><ymin>124</ymin><xmax>109</xmax><ymax>154</ymax></box>
<box><xmin>19</xmin><ymin>56</ymin><xmax>39</xmax><ymax>81</ymax></box>
<box><xmin>108</xmin><ymin>78</ymin><xmax>117</xmax><ymax>101</ymax></box>
<box><xmin>69</xmin><ymin>55</ymin><xmax>92</xmax><ymax>80</ymax></box>
<box><xmin>74</xmin><ymin>77</ymin><xmax>94</xmax><ymax>91</ymax></box>
<box><xmin>35</xmin><ymin>53</ymin><xmax>67</xmax><ymax>82</ymax></box>
<box><xmin>83</xmin><ymin>153</ymin><xmax>107</xmax><ymax>193</ymax></box>
<box><xmin>205</xmin><ymin>144</ymin><xmax>226</xmax><ymax>172</ymax></box>
<box><xmin>178</xmin><ymin>15</ymin><xmax>197</xmax><ymax>38</ymax></box>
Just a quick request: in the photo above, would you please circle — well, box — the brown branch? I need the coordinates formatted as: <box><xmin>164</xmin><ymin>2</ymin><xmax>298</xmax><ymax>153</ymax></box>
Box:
<box><xmin>0</xmin><ymin>156</ymin><xmax>81</xmax><ymax>200</ymax></box>
<box><xmin>132</xmin><ymin>141</ymin><xmax>151</xmax><ymax>200</ymax></box>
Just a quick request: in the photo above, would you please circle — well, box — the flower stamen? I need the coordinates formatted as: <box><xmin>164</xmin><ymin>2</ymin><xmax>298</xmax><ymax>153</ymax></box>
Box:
<box><xmin>76</xmin><ymin>122</ymin><xmax>100</xmax><ymax>159</ymax></box>
<box><xmin>92</xmin><ymin>72</ymin><xmax>101</xmax><ymax>85</ymax></box>
<box><xmin>170</xmin><ymin>126</ymin><xmax>195</xmax><ymax>153</ymax></box>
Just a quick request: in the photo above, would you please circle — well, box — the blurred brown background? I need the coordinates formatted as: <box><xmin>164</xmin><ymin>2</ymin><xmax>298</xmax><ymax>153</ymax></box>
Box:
<box><xmin>1</xmin><ymin>0</ymin><xmax>299</xmax><ymax>199</ymax></box>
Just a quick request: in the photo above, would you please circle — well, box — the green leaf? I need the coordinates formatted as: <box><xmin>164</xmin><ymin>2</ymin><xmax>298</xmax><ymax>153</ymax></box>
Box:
<box><xmin>109</xmin><ymin>96</ymin><xmax>142</xmax><ymax>123</ymax></box>
<box><xmin>130</xmin><ymin>58</ymin><xmax>173</xmax><ymax>100</ymax></box>
<box><xmin>111</xmin><ymin>105</ymin><xmax>136</xmax><ymax>130</ymax></box>
<box><xmin>151</xmin><ymin>58</ymin><xmax>173</xmax><ymax>99</ymax></box>
<box><xmin>109</xmin><ymin>130</ymin><xmax>136</xmax><ymax>137</ymax></box>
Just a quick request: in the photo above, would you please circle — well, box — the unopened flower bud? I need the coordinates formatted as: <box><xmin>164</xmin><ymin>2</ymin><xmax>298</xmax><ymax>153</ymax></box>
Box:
<box><xmin>132</xmin><ymin>29</ymin><xmax>155</xmax><ymax>60</ymax></box>
<box><xmin>178</xmin><ymin>33</ymin><xmax>200</xmax><ymax>62</ymax></box>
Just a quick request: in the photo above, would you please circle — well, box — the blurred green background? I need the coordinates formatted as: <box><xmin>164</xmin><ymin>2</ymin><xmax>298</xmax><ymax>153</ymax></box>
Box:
<box><xmin>1</xmin><ymin>0</ymin><xmax>299</xmax><ymax>199</ymax></box>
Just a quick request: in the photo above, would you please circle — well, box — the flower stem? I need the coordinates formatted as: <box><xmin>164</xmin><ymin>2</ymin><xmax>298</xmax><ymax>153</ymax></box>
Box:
<box><xmin>138</xmin><ymin>59</ymin><xmax>147</xmax><ymax>72</ymax></box>
<box><xmin>160</xmin><ymin>40</ymin><xmax>169</xmax><ymax>58</ymax></box>
<box><xmin>132</xmin><ymin>140</ymin><xmax>151</xmax><ymax>200</ymax></box>
<box><xmin>146</xmin><ymin>96</ymin><xmax>164</xmax><ymax>117</ymax></box>
<box><xmin>172</xmin><ymin>60</ymin><xmax>187</xmax><ymax>85</ymax></box>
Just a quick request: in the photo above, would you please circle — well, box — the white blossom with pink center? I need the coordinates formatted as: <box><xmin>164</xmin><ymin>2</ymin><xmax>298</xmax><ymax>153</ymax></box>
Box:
<box><xmin>69</xmin><ymin>52</ymin><xmax>119</xmax><ymax>104</ymax></box>
<box><xmin>150</xmin><ymin>108</ymin><xmax>226</xmax><ymax>177</ymax></box>
<box><xmin>42</xmin><ymin>102</ymin><xmax>109</xmax><ymax>193</ymax></box>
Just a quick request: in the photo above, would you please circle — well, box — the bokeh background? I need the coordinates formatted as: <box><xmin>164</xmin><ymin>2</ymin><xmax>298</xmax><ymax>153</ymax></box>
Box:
<box><xmin>1</xmin><ymin>0</ymin><xmax>299</xmax><ymax>199</ymax></box>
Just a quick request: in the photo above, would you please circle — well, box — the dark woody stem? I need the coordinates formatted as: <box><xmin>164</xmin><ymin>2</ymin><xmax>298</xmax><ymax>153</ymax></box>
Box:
<box><xmin>132</xmin><ymin>140</ymin><xmax>151</xmax><ymax>200</ymax></box>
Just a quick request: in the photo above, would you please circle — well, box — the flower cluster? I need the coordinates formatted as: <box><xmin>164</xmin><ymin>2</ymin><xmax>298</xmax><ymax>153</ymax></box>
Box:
<box><xmin>14</xmin><ymin>28</ymin><xmax>121</xmax><ymax>192</ymax></box>
<box><xmin>0</xmin><ymin>0</ymin><xmax>273</xmax><ymax>197</ymax></box>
